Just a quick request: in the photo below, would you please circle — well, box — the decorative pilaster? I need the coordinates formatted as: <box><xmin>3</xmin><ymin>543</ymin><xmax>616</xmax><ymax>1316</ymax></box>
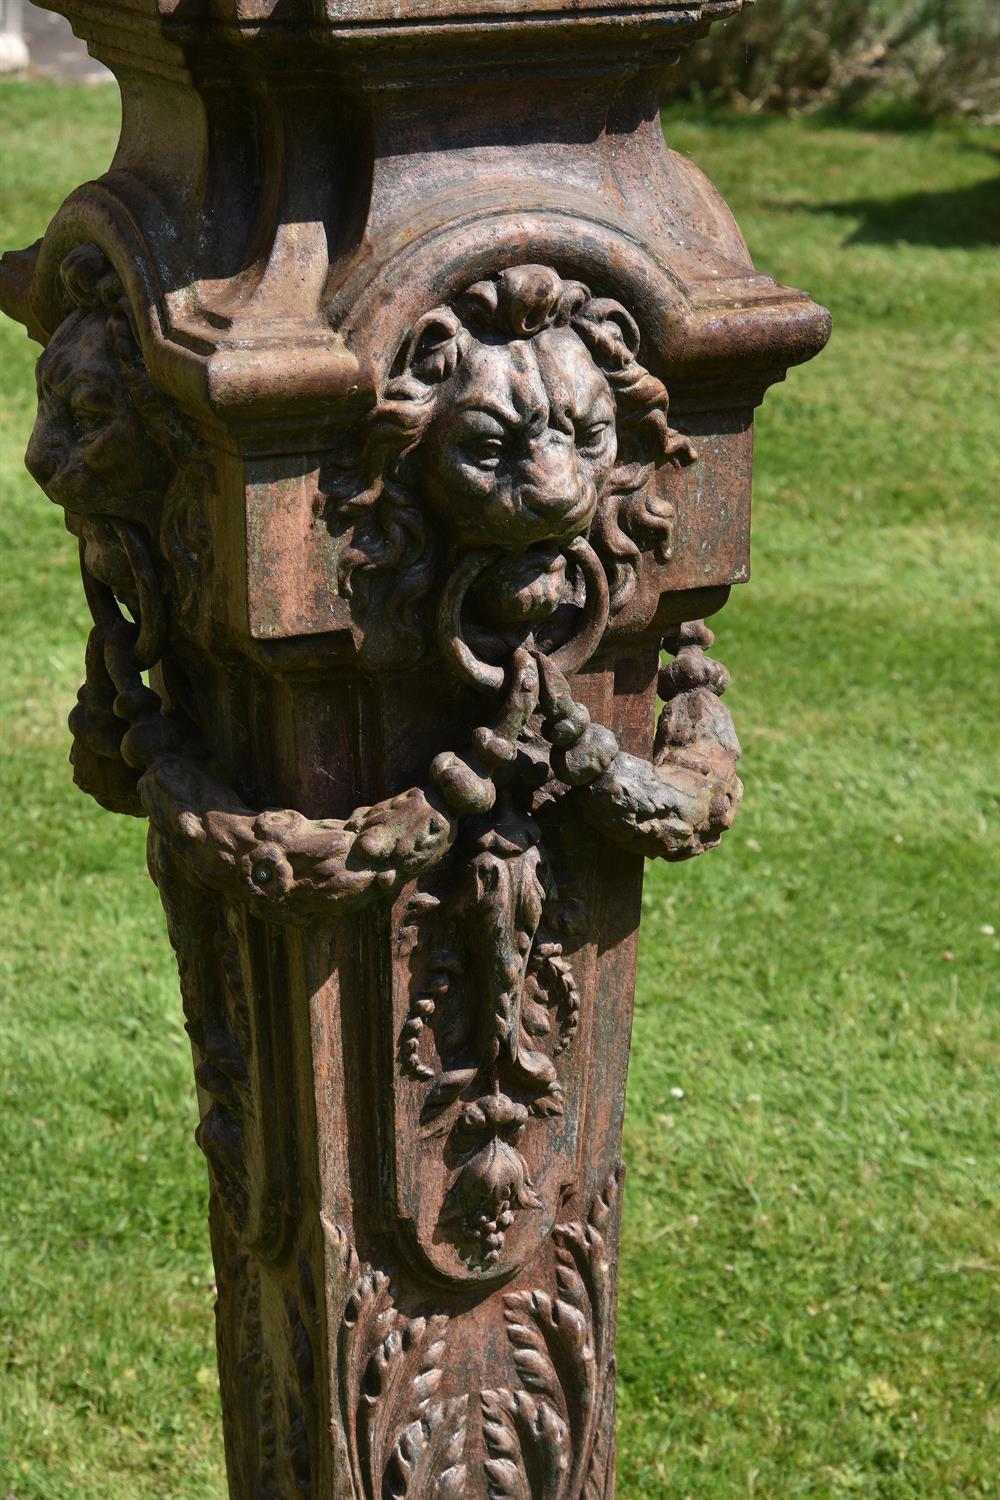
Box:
<box><xmin>1</xmin><ymin>4</ymin><xmax>829</xmax><ymax>1494</ymax></box>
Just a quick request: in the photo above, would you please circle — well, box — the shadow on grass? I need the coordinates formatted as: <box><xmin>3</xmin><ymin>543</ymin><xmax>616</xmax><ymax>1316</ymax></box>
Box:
<box><xmin>810</xmin><ymin>150</ymin><xmax>1000</xmax><ymax>248</ymax></box>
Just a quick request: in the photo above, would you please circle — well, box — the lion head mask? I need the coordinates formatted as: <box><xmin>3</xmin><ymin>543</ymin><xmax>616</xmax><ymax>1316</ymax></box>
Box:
<box><xmin>321</xmin><ymin>264</ymin><xmax>696</xmax><ymax>668</ymax></box>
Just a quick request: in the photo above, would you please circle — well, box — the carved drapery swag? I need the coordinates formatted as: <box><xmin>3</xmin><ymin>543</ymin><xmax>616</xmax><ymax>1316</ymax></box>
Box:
<box><xmin>1</xmin><ymin>2</ymin><xmax>828</xmax><ymax>1494</ymax></box>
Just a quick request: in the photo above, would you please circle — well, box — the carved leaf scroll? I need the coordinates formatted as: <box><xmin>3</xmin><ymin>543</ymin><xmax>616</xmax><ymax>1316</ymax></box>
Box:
<box><xmin>482</xmin><ymin>1166</ymin><xmax>623</xmax><ymax>1500</ymax></box>
<box><xmin>334</xmin><ymin>1241</ymin><xmax>469</xmax><ymax>1500</ymax></box>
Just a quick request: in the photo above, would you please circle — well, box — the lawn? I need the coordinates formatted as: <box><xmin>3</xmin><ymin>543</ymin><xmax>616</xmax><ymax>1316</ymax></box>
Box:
<box><xmin>1</xmin><ymin>80</ymin><xmax>998</xmax><ymax>1500</ymax></box>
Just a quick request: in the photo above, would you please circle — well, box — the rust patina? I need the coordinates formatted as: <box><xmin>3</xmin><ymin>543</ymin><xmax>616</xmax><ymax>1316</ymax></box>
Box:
<box><xmin>0</xmin><ymin>2</ymin><xmax>829</xmax><ymax>1494</ymax></box>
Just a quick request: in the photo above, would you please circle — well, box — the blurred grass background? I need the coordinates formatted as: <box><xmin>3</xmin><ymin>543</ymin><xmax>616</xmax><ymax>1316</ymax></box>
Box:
<box><xmin>1</xmin><ymin>73</ymin><xmax>998</xmax><ymax>1500</ymax></box>
<box><xmin>673</xmin><ymin>0</ymin><xmax>1000</xmax><ymax>120</ymax></box>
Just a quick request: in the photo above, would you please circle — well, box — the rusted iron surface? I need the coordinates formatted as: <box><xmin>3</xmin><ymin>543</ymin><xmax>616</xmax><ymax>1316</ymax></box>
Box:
<box><xmin>1</xmin><ymin>2</ymin><xmax>829</xmax><ymax>1493</ymax></box>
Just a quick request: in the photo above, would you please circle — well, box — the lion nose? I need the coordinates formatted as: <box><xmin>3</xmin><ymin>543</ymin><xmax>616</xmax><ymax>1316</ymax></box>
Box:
<box><xmin>519</xmin><ymin>434</ymin><xmax>583</xmax><ymax>515</ymax></box>
<box><xmin>25</xmin><ymin>422</ymin><xmax>59</xmax><ymax>488</ymax></box>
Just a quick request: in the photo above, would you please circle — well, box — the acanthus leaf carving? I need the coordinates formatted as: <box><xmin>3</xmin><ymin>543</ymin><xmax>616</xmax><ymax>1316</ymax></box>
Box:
<box><xmin>324</xmin><ymin>1182</ymin><xmax>621</xmax><ymax>1500</ymax></box>
<box><xmin>334</xmin><ymin>1242</ymin><xmax>470</xmax><ymax>1500</ymax></box>
<box><xmin>581</xmin><ymin>1380</ymin><xmax>616</xmax><ymax>1500</ymax></box>
<box><xmin>483</xmin><ymin>1388</ymin><xmax>569</xmax><ymax>1500</ymax></box>
<box><xmin>481</xmin><ymin>1165</ymin><xmax>624</xmax><ymax>1500</ymax></box>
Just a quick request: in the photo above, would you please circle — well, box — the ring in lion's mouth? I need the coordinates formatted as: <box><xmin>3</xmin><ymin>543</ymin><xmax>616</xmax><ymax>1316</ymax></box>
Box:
<box><xmin>438</xmin><ymin>537</ymin><xmax>610</xmax><ymax>694</ymax></box>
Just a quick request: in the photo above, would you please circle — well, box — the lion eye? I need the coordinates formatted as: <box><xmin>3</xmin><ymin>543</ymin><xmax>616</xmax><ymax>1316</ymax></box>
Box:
<box><xmin>577</xmin><ymin>420</ymin><xmax>610</xmax><ymax>449</ymax></box>
<box><xmin>74</xmin><ymin>409</ymin><xmax>105</xmax><ymax>436</ymax></box>
<box><xmin>467</xmin><ymin>436</ymin><xmax>503</xmax><ymax>469</ymax></box>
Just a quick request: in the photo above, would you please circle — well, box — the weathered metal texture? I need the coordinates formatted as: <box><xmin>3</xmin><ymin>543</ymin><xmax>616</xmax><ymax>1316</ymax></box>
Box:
<box><xmin>1</xmin><ymin>3</ymin><xmax>829</xmax><ymax>1494</ymax></box>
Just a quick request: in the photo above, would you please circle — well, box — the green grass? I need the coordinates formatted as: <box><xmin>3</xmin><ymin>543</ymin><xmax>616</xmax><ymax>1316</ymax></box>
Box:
<box><xmin>1</xmin><ymin>80</ymin><xmax>998</xmax><ymax>1498</ymax></box>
